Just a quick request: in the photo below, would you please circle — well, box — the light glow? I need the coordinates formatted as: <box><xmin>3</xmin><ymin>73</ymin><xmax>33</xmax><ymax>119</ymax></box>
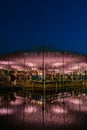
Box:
<box><xmin>24</xmin><ymin>106</ymin><xmax>37</xmax><ymax>113</ymax></box>
<box><xmin>0</xmin><ymin>108</ymin><xmax>13</xmax><ymax>115</ymax></box>
<box><xmin>52</xmin><ymin>106</ymin><xmax>67</xmax><ymax>114</ymax></box>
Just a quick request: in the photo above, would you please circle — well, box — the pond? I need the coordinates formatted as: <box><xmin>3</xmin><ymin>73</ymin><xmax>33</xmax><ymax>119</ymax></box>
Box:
<box><xmin>0</xmin><ymin>90</ymin><xmax>87</xmax><ymax>130</ymax></box>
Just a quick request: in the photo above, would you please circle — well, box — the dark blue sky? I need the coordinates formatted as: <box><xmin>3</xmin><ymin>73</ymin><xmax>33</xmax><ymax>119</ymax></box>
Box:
<box><xmin>0</xmin><ymin>0</ymin><xmax>87</xmax><ymax>54</ymax></box>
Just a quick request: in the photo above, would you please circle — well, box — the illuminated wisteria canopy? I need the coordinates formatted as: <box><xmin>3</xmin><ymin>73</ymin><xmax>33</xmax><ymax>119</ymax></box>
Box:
<box><xmin>0</xmin><ymin>51</ymin><xmax>87</xmax><ymax>74</ymax></box>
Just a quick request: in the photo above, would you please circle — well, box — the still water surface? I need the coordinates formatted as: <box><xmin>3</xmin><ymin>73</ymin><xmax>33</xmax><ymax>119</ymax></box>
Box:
<box><xmin>0</xmin><ymin>91</ymin><xmax>87</xmax><ymax>130</ymax></box>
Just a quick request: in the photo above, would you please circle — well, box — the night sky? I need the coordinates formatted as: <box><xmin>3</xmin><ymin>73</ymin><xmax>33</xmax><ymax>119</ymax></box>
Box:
<box><xmin>0</xmin><ymin>0</ymin><xmax>87</xmax><ymax>54</ymax></box>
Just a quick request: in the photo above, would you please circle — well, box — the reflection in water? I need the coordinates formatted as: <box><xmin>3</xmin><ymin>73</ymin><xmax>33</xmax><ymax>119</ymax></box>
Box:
<box><xmin>0</xmin><ymin>92</ymin><xmax>87</xmax><ymax>130</ymax></box>
<box><xmin>24</xmin><ymin>106</ymin><xmax>37</xmax><ymax>113</ymax></box>
<box><xmin>65</xmin><ymin>97</ymin><xmax>83</xmax><ymax>105</ymax></box>
<box><xmin>0</xmin><ymin>108</ymin><xmax>13</xmax><ymax>115</ymax></box>
<box><xmin>10</xmin><ymin>98</ymin><xmax>23</xmax><ymax>106</ymax></box>
<box><xmin>52</xmin><ymin>105</ymin><xmax>67</xmax><ymax>114</ymax></box>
